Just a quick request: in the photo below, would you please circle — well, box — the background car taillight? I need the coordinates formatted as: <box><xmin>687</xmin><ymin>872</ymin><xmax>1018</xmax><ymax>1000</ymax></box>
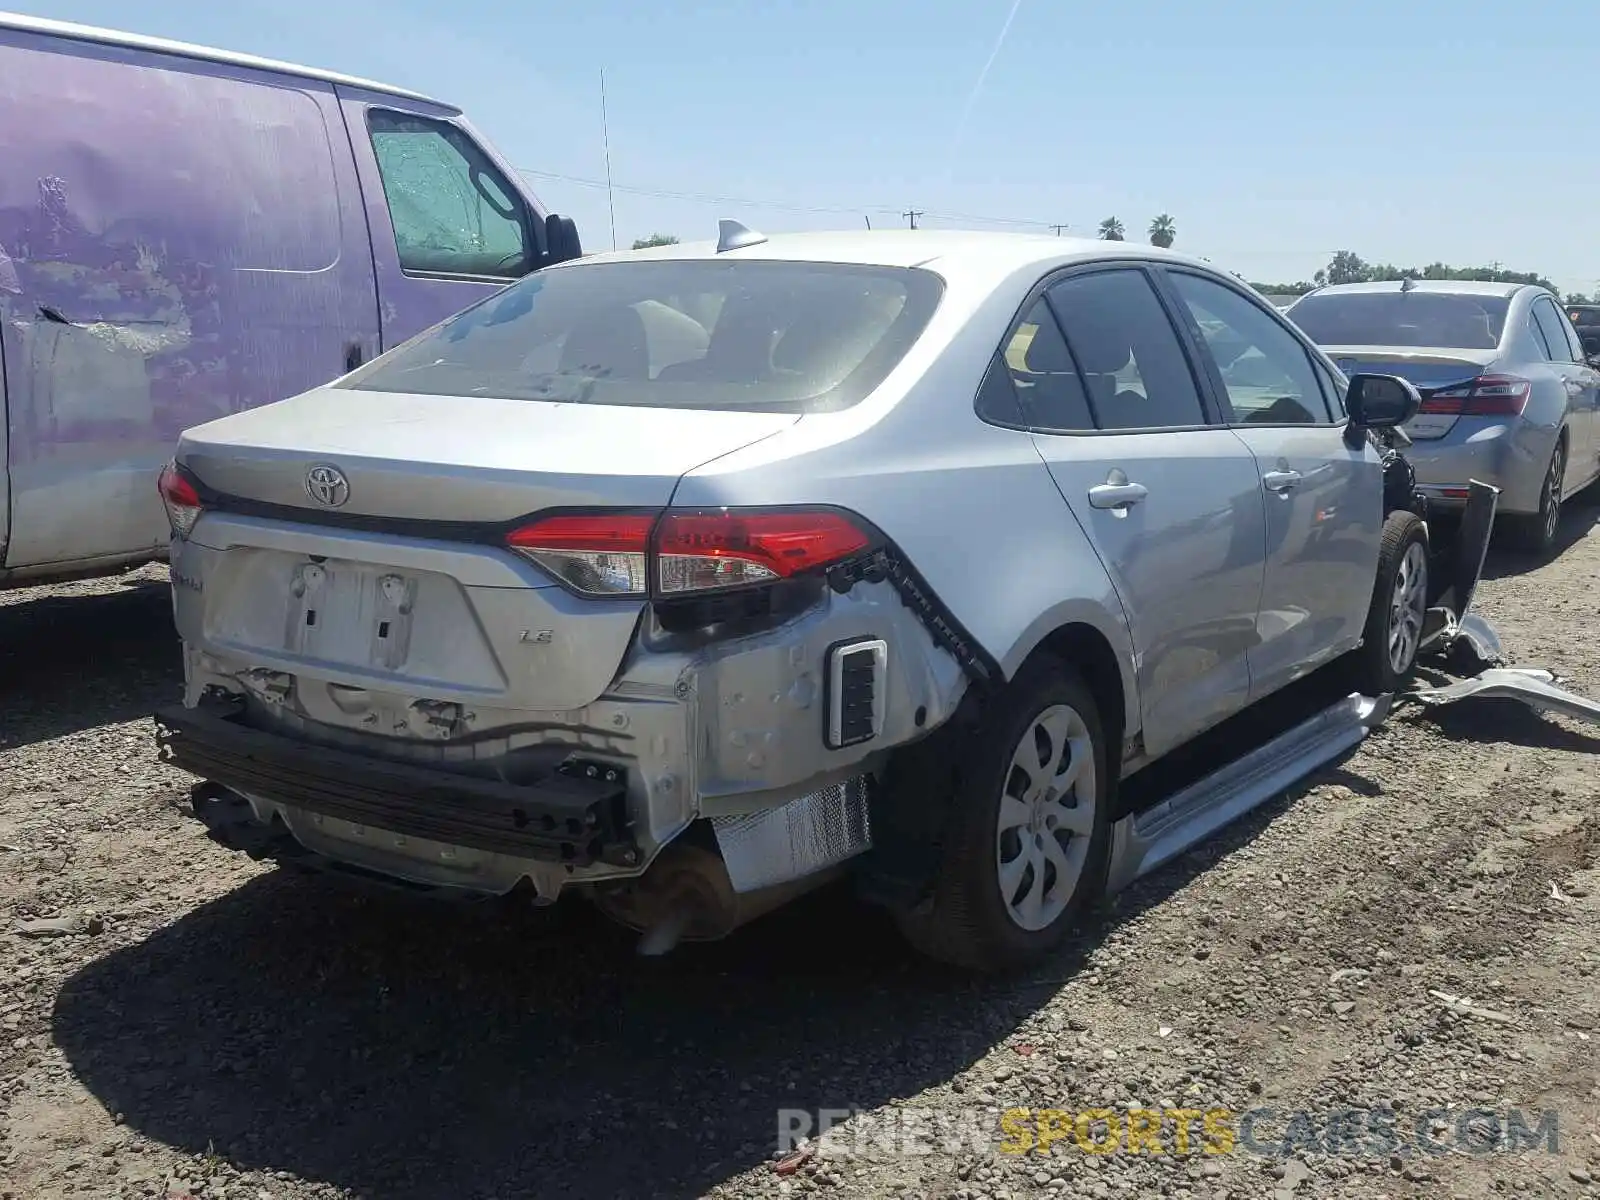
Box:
<box><xmin>1418</xmin><ymin>374</ymin><xmax>1531</xmax><ymax>417</ymax></box>
<box><xmin>505</xmin><ymin>508</ymin><xmax>874</xmax><ymax>599</ymax></box>
<box><xmin>157</xmin><ymin>463</ymin><xmax>204</xmax><ymax>538</ymax></box>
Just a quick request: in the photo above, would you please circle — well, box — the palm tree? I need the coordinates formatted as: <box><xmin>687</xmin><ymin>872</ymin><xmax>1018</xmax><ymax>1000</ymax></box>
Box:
<box><xmin>1148</xmin><ymin>214</ymin><xmax>1176</xmax><ymax>248</ymax></box>
<box><xmin>1097</xmin><ymin>217</ymin><xmax>1125</xmax><ymax>241</ymax></box>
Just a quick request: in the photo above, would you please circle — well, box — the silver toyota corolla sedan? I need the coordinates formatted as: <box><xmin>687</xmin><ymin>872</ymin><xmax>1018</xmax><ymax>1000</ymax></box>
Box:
<box><xmin>1287</xmin><ymin>280</ymin><xmax>1600</xmax><ymax>554</ymax></box>
<box><xmin>153</xmin><ymin>225</ymin><xmax>1439</xmax><ymax>971</ymax></box>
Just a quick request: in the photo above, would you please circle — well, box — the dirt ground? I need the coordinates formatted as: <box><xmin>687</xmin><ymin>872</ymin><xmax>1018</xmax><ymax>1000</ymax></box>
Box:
<box><xmin>2</xmin><ymin>498</ymin><xmax>1598</xmax><ymax>1200</ymax></box>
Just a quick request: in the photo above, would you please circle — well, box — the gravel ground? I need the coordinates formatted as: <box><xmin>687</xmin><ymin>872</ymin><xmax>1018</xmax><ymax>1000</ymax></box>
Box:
<box><xmin>2</xmin><ymin>499</ymin><xmax>1599</xmax><ymax>1200</ymax></box>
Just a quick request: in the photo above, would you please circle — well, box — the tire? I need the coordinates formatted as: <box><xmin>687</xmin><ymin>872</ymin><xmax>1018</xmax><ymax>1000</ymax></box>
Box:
<box><xmin>1505</xmin><ymin>435</ymin><xmax>1567</xmax><ymax>556</ymax></box>
<box><xmin>1345</xmin><ymin>510</ymin><xmax>1430</xmax><ymax>696</ymax></box>
<box><xmin>893</xmin><ymin>656</ymin><xmax>1111</xmax><ymax>972</ymax></box>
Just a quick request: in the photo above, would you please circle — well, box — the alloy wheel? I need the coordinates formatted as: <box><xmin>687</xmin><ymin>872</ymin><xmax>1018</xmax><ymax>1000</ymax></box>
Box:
<box><xmin>1387</xmin><ymin>540</ymin><xmax>1428</xmax><ymax>675</ymax></box>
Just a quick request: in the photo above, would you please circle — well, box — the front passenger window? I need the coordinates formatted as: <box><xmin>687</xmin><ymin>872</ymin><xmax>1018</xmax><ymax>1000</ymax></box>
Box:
<box><xmin>1168</xmin><ymin>272</ymin><xmax>1331</xmax><ymax>424</ymax></box>
<box><xmin>367</xmin><ymin>109</ymin><xmax>530</xmax><ymax>278</ymax></box>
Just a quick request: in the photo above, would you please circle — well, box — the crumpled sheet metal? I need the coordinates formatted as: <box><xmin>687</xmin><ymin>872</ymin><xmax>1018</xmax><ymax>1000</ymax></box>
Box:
<box><xmin>711</xmin><ymin>777</ymin><xmax>872</xmax><ymax>893</ymax></box>
<box><xmin>1412</xmin><ymin>667</ymin><xmax>1600</xmax><ymax>727</ymax></box>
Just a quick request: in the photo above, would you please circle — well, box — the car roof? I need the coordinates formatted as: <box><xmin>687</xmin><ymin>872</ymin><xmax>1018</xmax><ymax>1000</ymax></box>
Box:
<box><xmin>0</xmin><ymin>10</ymin><xmax>447</xmax><ymax>107</ymax></box>
<box><xmin>573</xmin><ymin>227</ymin><xmax>1218</xmax><ymax>280</ymax></box>
<box><xmin>1300</xmin><ymin>279</ymin><xmax>1527</xmax><ymax>300</ymax></box>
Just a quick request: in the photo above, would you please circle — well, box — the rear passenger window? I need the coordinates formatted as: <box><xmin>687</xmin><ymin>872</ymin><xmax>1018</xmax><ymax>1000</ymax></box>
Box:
<box><xmin>367</xmin><ymin>110</ymin><xmax>530</xmax><ymax>278</ymax></box>
<box><xmin>998</xmin><ymin>299</ymin><xmax>1095</xmax><ymax>431</ymax></box>
<box><xmin>1534</xmin><ymin>299</ymin><xmax>1578</xmax><ymax>363</ymax></box>
<box><xmin>1167</xmin><ymin>272</ymin><xmax>1332</xmax><ymax>424</ymax></box>
<box><xmin>1045</xmin><ymin>271</ymin><xmax>1207</xmax><ymax>430</ymax></box>
<box><xmin>1528</xmin><ymin>314</ymin><xmax>1555</xmax><ymax>360</ymax></box>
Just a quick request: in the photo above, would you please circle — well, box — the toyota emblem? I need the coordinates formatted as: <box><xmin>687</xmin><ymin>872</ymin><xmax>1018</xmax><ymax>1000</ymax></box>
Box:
<box><xmin>305</xmin><ymin>464</ymin><xmax>350</xmax><ymax>508</ymax></box>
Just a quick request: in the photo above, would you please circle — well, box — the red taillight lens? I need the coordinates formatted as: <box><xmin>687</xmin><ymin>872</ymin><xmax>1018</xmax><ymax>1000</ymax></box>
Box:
<box><xmin>505</xmin><ymin>509</ymin><xmax>873</xmax><ymax>598</ymax></box>
<box><xmin>1418</xmin><ymin>374</ymin><xmax>1530</xmax><ymax>417</ymax></box>
<box><xmin>655</xmin><ymin>510</ymin><xmax>871</xmax><ymax>595</ymax></box>
<box><xmin>505</xmin><ymin>513</ymin><xmax>653</xmax><ymax>596</ymax></box>
<box><xmin>157</xmin><ymin>463</ymin><xmax>203</xmax><ymax>538</ymax></box>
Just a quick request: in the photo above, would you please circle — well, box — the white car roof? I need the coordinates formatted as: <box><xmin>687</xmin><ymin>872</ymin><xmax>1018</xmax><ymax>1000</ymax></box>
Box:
<box><xmin>0</xmin><ymin>10</ymin><xmax>447</xmax><ymax>107</ymax></box>
<box><xmin>578</xmin><ymin>228</ymin><xmax>1214</xmax><ymax>279</ymax></box>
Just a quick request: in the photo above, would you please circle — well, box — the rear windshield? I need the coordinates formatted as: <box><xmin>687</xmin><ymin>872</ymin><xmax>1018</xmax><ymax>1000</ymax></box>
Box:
<box><xmin>1568</xmin><ymin>305</ymin><xmax>1600</xmax><ymax>327</ymax></box>
<box><xmin>1288</xmin><ymin>291</ymin><xmax>1510</xmax><ymax>350</ymax></box>
<box><xmin>340</xmin><ymin>259</ymin><xmax>944</xmax><ymax>413</ymax></box>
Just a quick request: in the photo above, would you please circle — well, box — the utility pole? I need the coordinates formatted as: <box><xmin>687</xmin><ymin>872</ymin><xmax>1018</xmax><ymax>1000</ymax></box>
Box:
<box><xmin>1050</xmin><ymin>224</ymin><xmax>1068</xmax><ymax>236</ymax></box>
<box><xmin>903</xmin><ymin>209</ymin><xmax>923</xmax><ymax>229</ymax></box>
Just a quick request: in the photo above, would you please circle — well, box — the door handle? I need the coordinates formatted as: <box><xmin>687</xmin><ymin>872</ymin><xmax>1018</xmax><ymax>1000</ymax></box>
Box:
<box><xmin>1263</xmin><ymin>469</ymin><xmax>1302</xmax><ymax>494</ymax></box>
<box><xmin>344</xmin><ymin>343</ymin><xmax>364</xmax><ymax>373</ymax></box>
<box><xmin>1087</xmin><ymin>481</ymin><xmax>1148</xmax><ymax>510</ymax></box>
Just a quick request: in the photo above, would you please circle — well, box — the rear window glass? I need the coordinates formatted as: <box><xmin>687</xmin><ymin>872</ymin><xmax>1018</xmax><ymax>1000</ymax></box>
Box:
<box><xmin>1568</xmin><ymin>306</ymin><xmax>1600</xmax><ymax>327</ymax></box>
<box><xmin>1288</xmin><ymin>292</ymin><xmax>1510</xmax><ymax>350</ymax></box>
<box><xmin>340</xmin><ymin>259</ymin><xmax>944</xmax><ymax>413</ymax></box>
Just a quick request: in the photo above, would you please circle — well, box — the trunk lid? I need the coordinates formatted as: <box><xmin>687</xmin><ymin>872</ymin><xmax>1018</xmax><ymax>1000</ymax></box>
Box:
<box><xmin>173</xmin><ymin>389</ymin><xmax>799</xmax><ymax>716</ymax></box>
<box><xmin>1323</xmin><ymin>346</ymin><xmax>1499</xmax><ymax>440</ymax></box>
<box><xmin>177</xmin><ymin>387</ymin><xmax>801</xmax><ymax>520</ymax></box>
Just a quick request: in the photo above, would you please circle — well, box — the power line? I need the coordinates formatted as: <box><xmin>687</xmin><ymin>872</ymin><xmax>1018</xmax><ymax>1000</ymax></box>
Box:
<box><xmin>514</xmin><ymin>167</ymin><xmax>1052</xmax><ymax>229</ymax></box>
<box><xmin>513</xmin><ymin>165</ymin><xmax>1342</xmax><ymax>258</ymax></box>
<box><xmin>903</xmin><ymin>209</ymin><xmax>924</xmax><ymax>229</ymax></box>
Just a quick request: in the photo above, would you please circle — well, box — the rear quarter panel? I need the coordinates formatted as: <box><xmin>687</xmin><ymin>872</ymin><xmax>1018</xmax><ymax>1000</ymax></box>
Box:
<box><xmin>671</xmin><ymin>264</ymin><xmax>1141</xmax><ymax>739</ymax></box>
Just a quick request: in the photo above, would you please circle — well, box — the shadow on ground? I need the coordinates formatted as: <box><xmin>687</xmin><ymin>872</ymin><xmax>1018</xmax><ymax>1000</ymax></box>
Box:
<box><xmin>49</xmin><ymin>669</ymin><xmax>1381</xmax><ymax>1200</ymax></box>
<box><xmin>0</xmin><ymin>577</ymin><xmax>180</xmax><ymax>748</ymax></box>
<box><xmin>1479</xmin><ymin>485</ymin><xmax>1599</xmax><ymax>581</ymax></box>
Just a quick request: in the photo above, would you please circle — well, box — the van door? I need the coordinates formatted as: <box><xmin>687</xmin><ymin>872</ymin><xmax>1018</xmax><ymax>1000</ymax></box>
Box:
<box><xmin>0</xmin><ymin>29</ymin><xmax>379</xmax><ymax>572</ymax></box>
<box><xmin>335</xmin><ymin>89</ymin><xmax>546</xmax><ymax>350</ymax></box>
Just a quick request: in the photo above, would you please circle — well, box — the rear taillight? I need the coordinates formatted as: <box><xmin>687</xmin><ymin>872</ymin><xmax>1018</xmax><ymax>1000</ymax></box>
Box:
<box><xmin>506</xmin><ymin>508</ymin><xmax>874</xmax><ymax>598</ymax></box>
<box><xmin>157</xmin><ymin>463</ymin><xmax>204</xmax><ymax>538</ymax></box>
<box><xmin>1418</xmin><ymin>374</ymin><xmax>1531</xmax><ymax>417</ymax></box>
<box><xmin>505</xmin><ymin>514</ymin><xmax>653</xmax><ymax>597</ymax></box>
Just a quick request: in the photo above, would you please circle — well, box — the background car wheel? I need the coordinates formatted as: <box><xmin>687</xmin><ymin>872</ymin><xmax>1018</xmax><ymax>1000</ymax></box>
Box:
<box><xmin>893</xmin><ymin>657</ymin><xmax>1111</xmax><ymax>972</ymax></box>
<box><xmin>1505</xmin><ymin>436</ymin><xmax>1566</xmax><ymax>556</ymax></box>
<box><xmin>1346</xmin><ymin>510</ymin><xmax>1429</xmax><ymax>696</ymax></box>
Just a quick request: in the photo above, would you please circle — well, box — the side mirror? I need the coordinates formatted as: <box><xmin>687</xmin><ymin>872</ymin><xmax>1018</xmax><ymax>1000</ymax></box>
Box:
<box><xmin>1346</xmin><ymin>372</ymin><xmax>1421</xmax><ymax>429</ymax></box>
<box><xmin>543</xmin><ymin>214</ymin><xmax>582</xmax><ymax>265</ymax></box>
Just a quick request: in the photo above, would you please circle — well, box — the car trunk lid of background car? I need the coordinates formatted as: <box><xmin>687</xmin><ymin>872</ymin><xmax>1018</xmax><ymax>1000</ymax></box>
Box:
<box><xmin>1325</xmin><ymin>346</ymin><xmax>1500</xmax><ymax>439</ymax></box>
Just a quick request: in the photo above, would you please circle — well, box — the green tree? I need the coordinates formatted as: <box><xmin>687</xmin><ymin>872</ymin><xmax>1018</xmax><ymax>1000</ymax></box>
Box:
<box><xmin>1148</xmin><ymin>214</ymin><xmax>1176</xmax><ymax>248</ymax></box>
<box><xmin>631</xmin><ymin>233</ymin><xmax>679</xmax><ymax>249</ymax></box>
<box><xmin>1566</xmin><ymin>293</ymin><xmax>1591</xmax><ymax>305</ymax></box>
<box><xmin>1097</xmin><ymin>217</ymin><xmax>1125</xmax><ymax>241</ymax></box>
<box><xmin>1318</xmin><ymin>250</ymin><xmax>1370</xmax><ymax>286</ymax></box>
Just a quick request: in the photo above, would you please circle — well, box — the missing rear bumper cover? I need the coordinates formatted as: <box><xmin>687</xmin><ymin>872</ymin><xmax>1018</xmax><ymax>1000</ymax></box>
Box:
<box><xmin>154</xmin><ymin>697</ymin><xmax>639</xmax><ymax>868</ymax></box>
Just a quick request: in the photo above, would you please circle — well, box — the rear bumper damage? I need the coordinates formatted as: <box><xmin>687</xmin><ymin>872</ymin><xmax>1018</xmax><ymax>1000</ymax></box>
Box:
<box><xmin>159</xmin><ymin>541</ymin><xmax>969</xmax><ymax>942</ymax></box>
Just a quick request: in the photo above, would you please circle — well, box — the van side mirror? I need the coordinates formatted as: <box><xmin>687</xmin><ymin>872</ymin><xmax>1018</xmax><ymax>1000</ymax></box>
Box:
<box><xmin>1346</xmin><ymin>373</ymin><xmax>1421</xmax><ymax>429</ymax></box>
<box><xmin>543</xmin><ymin>214</ymin><xmax>582</xmax><ymax>265</ymax></box>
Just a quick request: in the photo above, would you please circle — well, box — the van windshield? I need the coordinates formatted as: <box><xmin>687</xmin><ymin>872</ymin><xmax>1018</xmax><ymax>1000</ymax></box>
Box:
<box><xmin>340</xmin><ymin>259</ymin><xmax>944</xmax><ymax>413</ymax></box>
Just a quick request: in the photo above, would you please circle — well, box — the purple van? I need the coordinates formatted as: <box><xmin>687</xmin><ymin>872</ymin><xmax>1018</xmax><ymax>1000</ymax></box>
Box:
<box><xmin>0</xmin><ymin>12</ymin><xmax>581</xmax><ymax>589</ymax></box>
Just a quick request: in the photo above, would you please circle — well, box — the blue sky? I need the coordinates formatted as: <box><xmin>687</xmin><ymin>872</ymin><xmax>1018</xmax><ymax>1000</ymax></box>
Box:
<box><xmin>18</xmin><ymin>0</ymin><xmax>1600</xmax><ymax>295</ymax></box>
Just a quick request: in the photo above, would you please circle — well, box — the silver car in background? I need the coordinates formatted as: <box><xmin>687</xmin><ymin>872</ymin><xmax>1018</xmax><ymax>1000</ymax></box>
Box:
<box><xmin>153</xmin><ymin>227</ymin><xmax>1440</xmax><ymax>972</ymax></box>
<box><xmin>1287</xmin><ymin>280</ymin><xmax>1600</xmax><ymax>553</ymax></box>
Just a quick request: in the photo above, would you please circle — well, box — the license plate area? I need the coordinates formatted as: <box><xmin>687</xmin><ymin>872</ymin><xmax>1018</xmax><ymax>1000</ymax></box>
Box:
<box><xmin>286</xmin><ymin>560</ymin><xmax>418</xmax><ymax>670</ymax></box>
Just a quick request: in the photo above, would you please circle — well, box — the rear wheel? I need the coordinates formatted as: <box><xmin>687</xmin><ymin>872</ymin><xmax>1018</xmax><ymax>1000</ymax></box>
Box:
<box><xmin>1505</xmin><ymin>435</ymin><xmax>1566</xmax><ymax>555</ymax></box>
<box><xmin>1346</xmin><ymin>510</ymin><xmax>1429</xmax><ymax>696</ymax></box>
<box><xmin>893</xmin><ymin>657</ymin><xmax>1111</xmax><ymax>972</ymax></box>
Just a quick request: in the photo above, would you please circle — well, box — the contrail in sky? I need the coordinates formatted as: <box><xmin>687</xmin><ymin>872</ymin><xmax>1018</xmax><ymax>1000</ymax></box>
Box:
<box><xmin>943</xmin><ymin>0</ymin><xmax>1027</xmax><ymax>184</ymax></box>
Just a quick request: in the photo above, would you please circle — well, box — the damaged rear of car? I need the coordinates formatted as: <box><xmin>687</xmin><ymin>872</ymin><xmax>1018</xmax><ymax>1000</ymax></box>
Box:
<box><xmin>154</xmin><ymin>243</ymin><xmax>980</xmax><ymax>949</ymax></box>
